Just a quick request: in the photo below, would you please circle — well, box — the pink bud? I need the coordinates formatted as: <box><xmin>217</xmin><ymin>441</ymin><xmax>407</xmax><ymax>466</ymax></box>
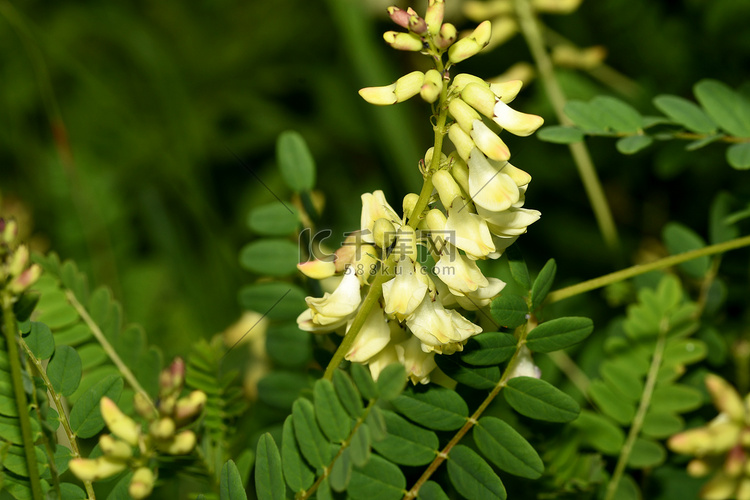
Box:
<box><xmin>386</xmin><ymin>6</ymin><xmax>410</xmax><ymax>29</ymax></box>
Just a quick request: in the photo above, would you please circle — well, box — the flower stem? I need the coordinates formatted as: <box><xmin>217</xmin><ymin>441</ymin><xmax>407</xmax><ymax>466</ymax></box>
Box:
<box><xmin>513</xmin><ymin>0</ymin><xmax>620</xmax><ymax>254</ymax></box>
<box><xmin>546</xmin><ymin>234</ymin><xmax>750</xmax><ymax>303</ymax></box>
<box><xmin>1</xmin><ymin>294</ymin><xmax>44</xmax><ymax>500</ymax></box>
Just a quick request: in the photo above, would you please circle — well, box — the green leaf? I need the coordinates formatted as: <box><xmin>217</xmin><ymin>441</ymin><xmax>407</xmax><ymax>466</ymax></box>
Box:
<box><xmin>366</xmin><ymin>406</ymin><xmax>387</xmax><ymax>442</ymax></box>
<box><xmin>59</xmin><ymin>483</ymin><xmax>87</xmax><ymax>500</ymax></box>
<box><xmin>490</xmin><ymin>294</ymin><xmax>528</xmax><ymax>329</ymax></box>
<box><xmin>418</xmin><ymin>481</ymin><xmax>450</xmax><ymax>500</ymax></box>
<box><xmin>265</xmin><ymin>324</ymin><xmax>312</xmax><ymax>369</ymax></box>
<box><xmin>434</xmin><ymin>355</ymin><xmax>500</xmax><ymax>390</ymax></box>
<box><xmin>531</xmin><ymin>259</ymin><xmax>557</xmax><ymax>309</ymax></box>
<box><xmin>253</xmin><ymin>438</ymin><xmax>281</xmax><ymax>500</ymax></box>
<box><xmin>616</xmin><ymin>135</ymin><xmax>653</xmax><ymax>154</ymax></box>
<box><xmin>281</xmin><ymin>416</ymin><xmax>314</xmax><ymax>492</ymax></box>
<box><xmin>612</xmin><ymin>474</ymin><xmax>640</xmax><ymax>500</ymax></box>
<box><xmin>474</xmin><ymin>416</ymin><xmax>543</xmax><ymax>479</ymax></box>
<box><xmin>526</xmin><ymin>317</ymin><xmax>594</xmax><ymax>353</ymax></box>
<box><xmin>727</xmin><ymin>143</ymin><xmax>750</xmax><ymax>170</ymax></box>
<box><xmin>588</xmin><ymin>379</ymin><xmax>636</xmax><ymax>425</ymax></box>
<box><xmin>257</xmin><ymin>371</ymin><xmax>311</xmax><ymax>410</ymax></box>
<box><xmin>662</xmin><ymin>339</ymin><xmax>707</xmax><ymax>368</ymax></box>
<box><xmin>536</xmin><ymin>125</ymin><xmax>584</xmax><ymax>144</ymax></box>
<box><xmin>292</xmin><ymin>398</ymin><xmax>331</xmax><ymax>468</ymax></box>
<box><xmin>25</xmin><ymin>322</ymin><xmax>55</xmax><ymax>360</ymax></box>
<box><xmin>709</xmin><ymin>192</ymin><xmax>739</xmax><ymax>245</ymax></box>
<box><xmin>78</xmin><ymin>344</ymin><xmax>107</xmax><ymax>371</ymax></box>
<box><xmin>376</xmin><ymin>364</ymin><xmax>407</xmax><ymax>401</ymax></box>
<box><xmin>247</xmin><ymin>202</ymin><xmax>299</xmax><ymax>236</ymax></box>
<box><xmin>641</xmin><ymin>411</ymin><xmax>684</xmax><ymax>439</ymax></box>
<box><xmin>46</xmin><ymin>345</ymin><xmax>82</xmax><ymax>397</ymax></box>
<box><xmin>314</xmin><ymin>379</ymin><xmax>351</xmax><ymax>442</ymax></box>
<box><xmin>238</xmin><ymin>283</ymin><xmax>307</xmax><ymax>321</ymax></box>
<box><xmin>447</xmin><ymin>445</ymin><xmax>507</xmax><ymax>500</ymax></box>
<box><xmin>225</xmin><ymin>458</ymin><xmax>251</xmax><ymax>500</ymax></box>
<box><xmin>571</xmin><ymin>410</ymin><xmax>625</xmax><ymax>455</ymax></box>
<box><xmin>599</xmin><ymin>360</ymin><xmax>644</xmax><ymax>402</ymax></box>
<box><xmin>505</xmin><ymin>244</ymin><xmax>531</xmax><ymax>290</ymax></box>
<box><xmin>653</xmin><ymin>94</ymin><xmax>717</xmax><ymax>133</ymax></box>
<box><xmin>277</xmin><ymin>130</ymin><xmax>316</xmax><ymax>192</ymax></box>
<box><xmin>649</xmin><ymin>384</ymin><xmax>703</xmax><ymax>413</ymax></box>
<box><xmin>372</xmin><ymin>410</ymin><xmax>439</xmax><ymax>466</ymax></box>
<box><xmin>349</xmin><ymin>423</ymin><xmax>371</xmax><ymax>468</ymax></box>
<box><xmin>591</xmin><ymin>96</ymin><xmax>644</xmax><ymax>133</ymax></box>
<box><xmin>662</xmin><ymin>222</ymin><xmax>710</xmax><ymax>278</ymax></box>
<box><xmin>392</xmin><ymin>386</ymin><xmax>468</xmax><ymax>431</ymax></box>
<box><xmin>333</xmin><ymin>369</ymin><xmax>364</xmax><ymax>418</ymax></box>
<box><xmin>329</xmin><ymin>445</ymin><xmax>352</xmax><ymax>492</ymax></box>
<box><xmin>351</xmin><ymin>362</ymin><xmax>378</xmax><ymax>400</ymax></box>
<box><xmin>694</xmin><ymin>79</ymin><xmax>750</xmax><ymax>138</ymax></box>
<box><xmin>504</xmin><ymin>377</ymin><xmax>580</xmax><ymax>423</ymax></box>
<box><xmin>69</xmin><ymin>374</ymin><xmax>123</xmax><ymax>438</ymax></box>
<box><xmin>686</xmin><ymin>134</ymin><xmax>723</xmax><ymax>151</ymax></box>
<box><xmin>460</xmin><ymin>332</ymin><xmax>517</xmax><ymax>366</ymax></box>
<box><xmin>627</xmin><ymin>438</ymin><xmax>666</xmax><ymax>468</ymax></box>
<box><xmin>564</xmin><ymin>101</ymin><xmax>610</xmax><ymax>133</ymax></box>
<box><xmin>239</xmin><ymin>239</ymin><xmax>299</xmax><ymax>277</ymax></box>
<box><xmin>348</xmin><ymin>453</ymin><xmax>406</xmax><ymax>500</ymax></box>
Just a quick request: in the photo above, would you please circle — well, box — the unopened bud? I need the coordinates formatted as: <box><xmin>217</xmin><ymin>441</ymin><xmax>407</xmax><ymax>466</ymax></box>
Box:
<box><xmin>69</xmin><ymin>457</ymin><xmax>127</xmax><ymax>482</ymax></box>
<box><xmin>452</xmin><ymin>74</ymin><xmax>487</xmax><ymax>92</ymax></box>
<box><xmin>160</xmin><ymin>358</ymin><xmax>185</xmax><ymax>393</ymax></box>
<box><xmin>163</xmin><ymin>430</ymin><xmax>197</xmax><ymax>455</ymax></box>
<box><xmin>464</xmin><ymin>0</ymin><xmax>514</xmax><ymax>21</ymax></box>
<box><xmin>531</xmin><ymin>0</ymin><xmax>583</xmax><ymax>14</ymax></box>
<box><xmin>402</xmin><ymin>193</ymin><xmax>420</xmax><ymax>222</ymax></box>
<box><xmin>701</xmin><ymin>473</ymin><xmax>738</xmax><ymax>500</ymax></box>
<box><xmin>7</xmin><ymin>245</ymin><xmax>29</xmax><ymax>277</ymax></box>
<box><xmin>492</xmin><ymin>100</ymin><xmax>544</xmax><ymax>136</ymax></box>
<box><xmin>133</xmin><ymin>392</ymin><xmax>156</xmax><ymax>420</ymax></box>
<box><xmin>705</xmin><ymin>374</ymin><xmax>746</xmax><ymax>422</ymax></box>
<box><xmin>450</xmin><ymin>157</ymin><xmax>470</xmax><ymax>194</ymax></box>
<box><xmin>395</xmin><ymin>226</ymin><xmax>419</xmax><ymax>262</ymax></box>
<box><xmin>359</xmin><ymin>83</ymin><xmax>398</xmax><ymax>106</ymax></box>
<box><xmin>725</xmin><ymin>446</ymin><xmax>745</xmax><ymax>477</ymax></box>
<box><xmin>471</xmin><ymin>120</ymin><xmax>511</xmax><ymax>161</ymax></box>
<box><xmin>99</xmin><ymin>434</ymin><xmax>133</xmax><ymax>460</ymax></box>
<box><xmin>297</xmin><ymin>259</ymin><xmax>336</xmax><ymax>280</ymax></box>
<box><xmin>8</xmin><ymin>264</ymin><xmax>41</xmax><ymax>294</ymax></box>
<box><xmin>686</xmin><ymin>458</ymin><xmax>711</xmax><ymax>477</ymax></box>
<box><xmin>384</xmin><ymin>31</ymin><xmax>424</xmax><ymax>52</ymax></box>
<box><xmin>101</xmin><ymin>397</ymin><xmax>140</xmax><ymax>446</ymax></box>
<box><xmin>2</xmin><ymin>219</ymin><xmax>18</xmax><ymax>244</ymax></box>
<box><xmin>373</xmin><ymin>218</ymin><xmax>396</xmax><ymax>249</ymax></box>
<box><xmin>502</xmin><ymin>163</ymin><xmax>532</xmax><ymax>187</ymax></box>
<box><xmin>175</xmin><ymin>390</ymin><xmax>207</xmax><ymax>421</ymax></box>
<box><xmin>424</xmin><ymin>147</ymin><xmax>447</xmax><ymax>169</ymax></box>
<box><xmin>448</xmin><ymin>123</ymin><xmax>475</xmax><ymax>161</ymax></box>
<box><xmin>424</xmin><ymin>209</ymin><xmax>447</xmax><ymax>232</ymax></box>
<box><xmin>488</xmin><ymin>80</ymin><xmax>523</xmax><ymax>104</ymax></box>
<box><xmin>448</xmin><ymin>98</ymin><xmax>482</xmax><ymax>134</ymax></box>
<box><xmin>420</xmin><ymin>69</ymin><xmax>443</xmax><ymax>103</ymax></box>
<box><xmin>461</xmin><ymin>83</ymin><xmax>499</xmax><ymax>118</ymax></box>
<box><xmin>432</xmin><ymin>170</ymin><xmax>463</xmax><ymax>208</ymax></box>
<box><xmin>408</xmin><ymin>14</ymin><xmax>428</xmax><ymax>35</ymax></box>
<box><xmin>150</xmin><ymin>417</ymin><xmax>176</xmax><ymax>440</ymax></box>
<box><xmin>552</xmin><ymin>45</ymin><xmax>607</xmax><ymax>70</ymax></box>
<box><xmin>425</xmin><ymin>0</ymin><xmax>445</xmax><ymax>35</ymax></box>
<box><xmin>355</xmin><ymin>244</ymin><xmax>379</xmax><ymax>285</ymax></box>
<box><xmin>129</xmin><ymin>467</ymin><xmax>155</xmax><ymax>500</ymax></box>
<box><xmin>387</xmin><ymin>6</ymin><xmax>411</xmax><ymax>29</ymax></box>
<box><xmin>395</xmin><ymin>71</ymin><xmax>425</xmax><ymax>102</ymax></box>
<box><xmin>436</xmin><ymin>23</ymin><xmax>457</xmax><ymax>49</ymax></box>
<box><xmin>448</xmin><ymin>20</ymin><xmax>492</xmax><ymax>63</ymax></box>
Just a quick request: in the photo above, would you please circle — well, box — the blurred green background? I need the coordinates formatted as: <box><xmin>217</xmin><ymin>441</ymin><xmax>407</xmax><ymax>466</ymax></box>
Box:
<box><xmin>2</xmin><ymin>0</ymin><xmax>749</xmax><ymax>358</ymax></box>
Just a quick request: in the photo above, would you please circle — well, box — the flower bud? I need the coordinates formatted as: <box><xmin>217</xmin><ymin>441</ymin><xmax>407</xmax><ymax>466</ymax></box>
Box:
<box><xmin>492</xmin><ymin>100</ymin><xmax>544</xmax><ymax>136</ymax></box>
<box><xmin>7</xmin><ymin>245</ymin><xmax>29</xmax><ymax>277</ymax></box>
<box><xmin>2</xmin><ymin>219</ymin><xmax>18</xmax><ymax>244</ymax></box>
<box><xmin>532</xmin><ymin>0</ymin><xmax>583</xmax><ymax>14</ymax></box>
<box><xmin>175</xmin><ymin>390</ymin><xmax>207</xmax><ymax>421</ymax></box>
<box><xmin>503</xmin><ymin>163</ymin><xmax>532</xmax><ymax>187</ymax></box>
<box><xmin>507</xmin><ymin>346</ymin><xmax>541</xmax><ymax>380</ymax></box>
<box><xmin>425</xmin><ymin>0</ymin><xmax>445</xmax><ymax>36</ymax></box>
<box><xmin>150</xmin><ymin>417</ymin><xmax>176</xmax><ymax>440</ymax></box>
<box><xmin>129</xmin><ymin>467</ymin><xmax>155</xmax><ymax>500</ymax></box>
<box><xmin>8</xmin><ymin>264</ymin><xmax>41</xmax><ymax>294</ymax></box>
<box><xmin>463</xmin><ymin>0</ymin><xmax>514</xmax><ymax>20</ymax></box>
<box><xmin>161</xmin><ymin>358</ymin><xmax>185</xmax><ymax>392</ymax></box>
<box><xmin>552</xmin><ymin>45</ymin><xmax>607</xmax><ymax>70</ymax></box>
<box><xmin>448</xmin><ymin>124</ymin><xmax>475</xmax><ymax>161</ymax></box>
<box><xmin>686</xmin><ymin>458</ymin><xmax>711</xmax><ymax>477</ymax></box>
<box><xmin>408</xmin><ymin>14</ymin><xmax>428</xmax><ymax>35</ymax></box>
<box><xmin>394</xmin><ymin>226</ymin><xmax>419</xmax><ymax>263</ymax></box>
<box><xmin>448</xmin><ymin>98</ymin><xmax>482</xmax><ymax>134</ymax></box>
<box><xmin>450</xmin><ymin>157</ymin><xmax>471</xmax><ymax>194</ymax></box>
<box><xmin>384</xmin><ymin>31</ymin><xmax>424</xmax><ymax>51</ymax></box>
<box><xmin>163</xmin><ymin>430</ymin><xmax>197</xmax><ymax>455</ymax></box>
<box><xmin>101</xmin><ymin>397</ymin><xmax>140</xmax><ymax>446</ymax></box>
<box><xmin>359</xmin><ymin>83</ymin><xmax>398</xmax><ymax>106</ymax></box>
<box><xmin>424</xmin><ymin>209</ymin><xmax>447</xmax><ymax>232</ymax></box>
<box><xmin>701</xmin><ymin>473</ymin><xmax>738</xmax><ymax>500</ymax></box>
<box><xmin>395</xmin><ymin>71</ymin><xmax>425</xmax><ymax>102</ymax></box>
<box><xmin>297</xmin><ymin>259</ymin><xmax>337</xmax><ymax>280</ymax></box>
<box><xmin>133</xmin><ymin>392</ymin><xmax>157</xmax><ymax>420</ymax></box>
<box><xmin>432</xmin><ymin>170</ymin><xmax>463</xmax><ymax>208</ymax></box>
<box><xmin>69</xmin><ymin>457</ymin><xmax>127</xmax><ymax>482</ymax></box>
<box><xmin>461</xmin><ymin>83</ymin><xmax>498</xmax><ymax>118</ymax></box>
<box><xmin>436</xmin><ymin>23</ymin><xmax>457</xmax><ymax>49</ymax></box>
<box><xmin>403</xmin><ymin>193</ymin><xmax>420</xmax><ymax>222</ymax></box>
<box><xmin>387</xmin><ymin>6</ymin><xmax>410</xmax><ymax>29</ymax></box>
<box><xmin>725</xmin><ymin>446</ymin><xmax>745</xmax><ymax>477</ymax></box>
<box><xmin>345</xmin><ymin>304</ymin><xmax>391</xmax><ymax>363</ymax></box>
<box><xmin>99</xmin><ymin>434</ymin><xmax>133</xmax><ymax>460</ymax></box>
<box><xmin>488</xmin><ymin>80</ymin><xmax>523</xmax><ymax>104</ymax></box>
<box><xmin>420</xmin><ymin>69</ymin><xmax>443</xmax><ymax>103</ymax></box>
<box><xmin>452</xmin><ymin>73</ymin><xmax>487</xmax><ymax>93</ymax></box>
<box><xmin>705</xmin><ymin>374</ymin><xmax>746</xmax><ymax>423</ymax></box>
<box><xmin>373</xmin><ymin>218</ymin><xmax>396</xmax><ymax>249</ymax></box>
<box><xmin>448</xmin><ymin>20</ymin><xmax>492</xmax><ymax>63</ymax></box>
<box><xmin>470</xmin><ymin>119</ymin><xmax>511</xmax><ymax>161</ymax></box>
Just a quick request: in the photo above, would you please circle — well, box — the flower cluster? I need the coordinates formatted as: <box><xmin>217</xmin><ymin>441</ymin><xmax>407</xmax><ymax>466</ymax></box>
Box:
<box><xmin>296</xmin><ymin>1</ymin><xmax>543</xmax><ymax>384</ymax></box>
<box><xmin>69</xmin><ymin>359</ymin><xmax>205</xmax><ymax>499</ymax></box>
<box><xmin>668</xmin><ymin>374</ymin><xmax>750</xmax><ymax>500</ymax></box>
<box><xmin>0</xmin><ymin>218</ymin><xmax>41</xmax><ymax>296</ymax></box>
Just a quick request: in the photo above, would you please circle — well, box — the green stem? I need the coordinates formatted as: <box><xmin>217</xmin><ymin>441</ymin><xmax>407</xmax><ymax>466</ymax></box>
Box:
<box><xmin>1</xmin><ymin>294</ymin><xmax>44</xmax><ymax>500</ymax></box>
<box><xmin>546</xmin><ymin>234</ymin><xmax>750</xmax><ymax>303</ymax></box>
<box><xmin>604</xmin><ymin>317</ymin><xmax>669</xmax><ymax>500</ymax></box>
<box><xmin>18</xmin><ymin>338</ymin><xmax>96</xmax><ymax>499</ymax></box>
<box><xmin>65</xmin><ymin>290</ymin><xmax>157</xmax><ymax>413</ymax></box>
<box><xmin>513</xmin><ymin>0</ymin><xmax>620</xmax><ymax>254</ymax></box>
<box><xmin>403</xmin><ymin>322</ymin><xmax>533</xmax><ymax>499</ymax></box>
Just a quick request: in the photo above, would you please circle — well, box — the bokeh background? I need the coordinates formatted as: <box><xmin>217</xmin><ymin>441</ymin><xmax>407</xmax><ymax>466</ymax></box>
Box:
<box><xmin>2</xmin><ymin>0</ymin><xmax>750</xmax><ymax>359</ymax></box>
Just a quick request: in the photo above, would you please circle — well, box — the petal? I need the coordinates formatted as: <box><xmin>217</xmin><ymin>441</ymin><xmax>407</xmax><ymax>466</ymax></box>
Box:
<box><xmin>467</xmin><ymin>148</ymin><xmax>519</xmax><ymax>212</ymax></box>
<box><xmin>345</xmin><ymin>305</ymin><xmax>391</xmax><ymax>363</ymax></box>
